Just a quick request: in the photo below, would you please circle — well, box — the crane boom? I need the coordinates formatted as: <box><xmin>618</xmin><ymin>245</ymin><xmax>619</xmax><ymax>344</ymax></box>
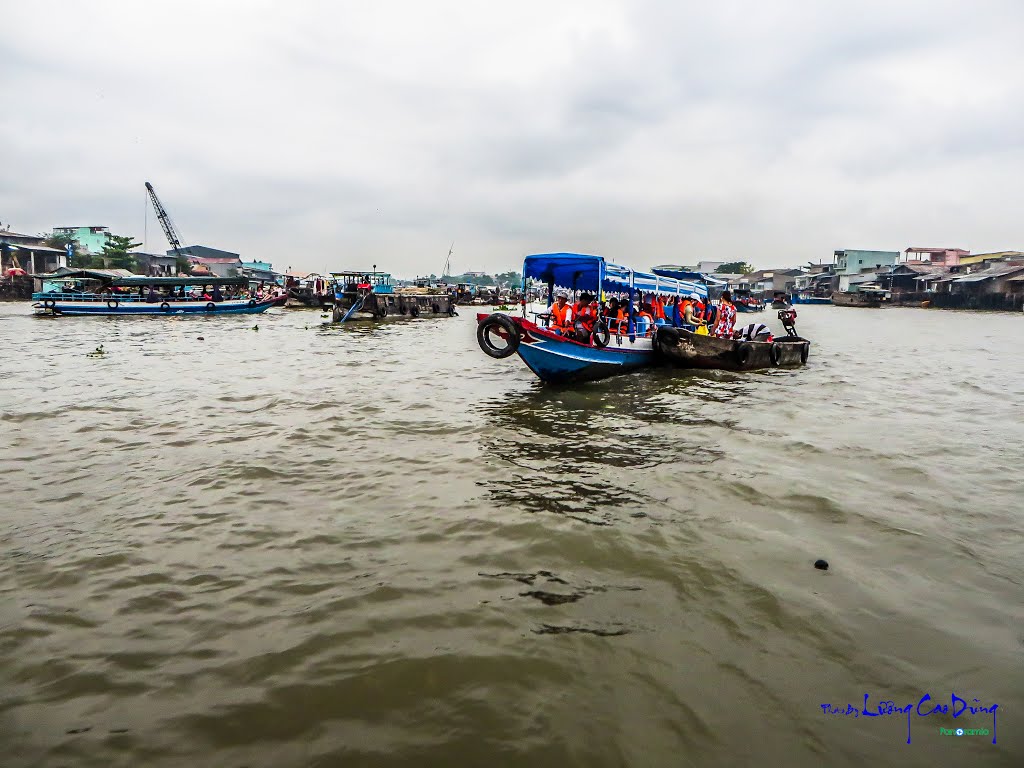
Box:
<box><xmin>145</xmin><ymin>181</ymin><xmax>186</xmax><ymax>256</ymax></box>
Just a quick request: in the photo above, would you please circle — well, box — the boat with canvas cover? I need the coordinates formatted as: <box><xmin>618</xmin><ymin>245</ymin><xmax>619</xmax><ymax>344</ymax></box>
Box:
<box><xmin>31</xmin><ymin>270</ymin><xmax>277</xmax><ymax>316</ymax></box>
<box><xmin>475</xmin><ymin>253</ymin><xmax>708</xmax><ymax>384</ymax></box>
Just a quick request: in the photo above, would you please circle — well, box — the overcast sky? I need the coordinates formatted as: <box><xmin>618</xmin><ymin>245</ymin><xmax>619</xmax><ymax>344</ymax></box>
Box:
<box><xmin>2</xmin><ymin>0</ymin><xmax>1022</xmax><ymax>275</ymax></box>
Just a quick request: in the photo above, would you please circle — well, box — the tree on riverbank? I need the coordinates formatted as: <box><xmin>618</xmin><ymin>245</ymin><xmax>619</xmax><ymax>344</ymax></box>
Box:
<box><xmin>101</xmin><ymin>235</ymin><xmax>142</xmax><ymax>271</ymax></box>
<box><xmin>716</xmin><ymin>262</ymin><xmax>754</xmax><ymax>274</ymax></box>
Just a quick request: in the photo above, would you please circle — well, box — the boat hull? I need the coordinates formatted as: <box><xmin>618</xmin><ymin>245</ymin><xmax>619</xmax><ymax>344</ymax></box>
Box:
<box><xmin>735</xmin><ymin>303</ymin><xmax>765</xmax><ymax>313</ymax></box>
<box><xmin>791</xmin><ymin>295</ymin><xmax>832</xmax><ymax>305</ymax></box>
<box><xmin>33</xmin><ymin>297</ymin><xmax>278</xmax><ymax>316</ymax></box>
<box><xmin>832</xmin><ymin>291</ymin><xmax>882</xmax><ymax>308</ymax></box>
<box><xmin>477</xmin><ymin>312</ymin><xmax>655</xmax><ymax>384</ymax></box>
<box><xmin>653</xmin><ymin>326</ymin><xmax>809</xmax><ymax>371</ymax></box>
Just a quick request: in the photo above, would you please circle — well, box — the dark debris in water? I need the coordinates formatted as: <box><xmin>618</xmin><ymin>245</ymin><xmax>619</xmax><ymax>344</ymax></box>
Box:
<box><xmin>479</xmin><ymin>570</ymin><xmax>569</xmax><ymax>586</ymax></box>
<box><xmin>65</xmin><ymin>726</ymin><xmax>91</xmax><ymax>735</ymax></box>
<box><xmin>533</xmin><ymin>624</ymin><xmax>630</xmax><ymax>637</ymax></box>
<box><xmin>520</xmin><ymin>590</ymin><xmax>586</xmax><ymax>605</ymax></box>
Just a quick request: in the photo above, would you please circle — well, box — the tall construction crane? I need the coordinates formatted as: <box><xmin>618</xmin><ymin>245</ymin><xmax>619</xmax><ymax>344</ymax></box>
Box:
<box><xmin>145</xmin><ymin>181</ymin><xmax>187</xmax><ymax>257</ymax></box>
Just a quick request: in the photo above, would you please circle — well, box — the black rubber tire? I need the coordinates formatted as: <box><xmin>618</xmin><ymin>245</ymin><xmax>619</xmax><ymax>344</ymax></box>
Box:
<box><xmin>410</xmin><ymin>304</ymin><xmax>420</xmax><ymax>317</ymax></box>
<box><xmin>377</xmin><ymin>303</ymin><xmax>388</xmax><ymax>318</ymax></box>
<box><xmin>800</xmin><ymin>342</ymin><xmax>810</xmax><ymax>364</ymax></box>
<box><xmin>399</xmin><ymin>304</ymin><xmax>407</xmax><ymax>315</ymax></box>
<box><xmin>736</xmin><ymin>342</ymin><xmax>753</xmax><ymax>368</ymax></box>
<box><xmin>248</xmin><ymin>299</ymin><xmax>257</xmax><ymax>307</ymax></box>
<box><xmin>591</xmin><ymin>320</ymin><xmax>610</xmax><ymax>348</ymax></box>
<box><xmin>160</xmin><ymin>302</ymin><xmax>171</xmax><ymax>312</ymax></box>
<box><xmin>206</xmin><ymin>302</ymin><xmax>216</xmax><ymax>311</ymax></box>
<box><xmin>107</xmin><ymin>299</ymin><xmax>118</xmax><ymax>309</ymax></box>
<box><xmin>43</xmin><ymin>299</ymin><xmax>55</xmax><ymax>309</ymax></box>
<box><xmin>477</xmin><ymin>313</ymin><xmax>520</xmax><ymax>359</ymax></box>
<box><xmin>770</xmin><ymin>342</ymin><xmax>783</xmax><ymax>367</ymax></box>
<box><xmin>432</xmin><ymin>303</ymin><xmax>441</xmax><ymax>314</ymax></box>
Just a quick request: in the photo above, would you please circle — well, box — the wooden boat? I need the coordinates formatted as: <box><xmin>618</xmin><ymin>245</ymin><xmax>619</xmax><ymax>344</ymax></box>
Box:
<box><xmin>832</xmin><ymin>290</ymin><xmax>884</xmax><ymax>308</ymax></box>
<box><xmin>31</xmin><ymin>271</ymin><xmax>277</xmax><ymax>316</ymax></box>
<box><xmin>652</xmin><ymin>326</ymin><xmax>809</xmax><ymax>371</ymax></box>
<box><xmin>330</xmin><ymin>270</ymin><xmax>456</xmax><ymax>322</ymax></box>
<box><xmin>475</xmin><ymin>253</ymin><xmax>708</xmax><ymax>384</ymax></box>
<box><xmin>285</xmin><ymin>273</ymin><xmax>332</xmax><ymax>308</ymax></box>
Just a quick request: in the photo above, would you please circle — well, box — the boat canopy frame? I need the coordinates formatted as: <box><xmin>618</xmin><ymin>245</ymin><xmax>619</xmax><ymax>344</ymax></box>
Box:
<box><xmin>39</xmin><ymin>269</ymin><xmax>249</xmax><ymax>288</ymax></box>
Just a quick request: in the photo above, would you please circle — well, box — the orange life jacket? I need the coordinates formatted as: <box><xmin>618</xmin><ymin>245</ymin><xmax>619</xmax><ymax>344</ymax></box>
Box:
<box><xmin>550</xmin><ymin>302</ymin><xmax>572</xmax><ymax>330</ymax></box>
<box><xmin>651</xmin><ymin>296</ymin><xmax>666</xmax><ymax>320</ymax></box>
<box><xmin>575</xmin><ymin>303</ymin><xmax>597</xmax><ymax>330</ymax></box>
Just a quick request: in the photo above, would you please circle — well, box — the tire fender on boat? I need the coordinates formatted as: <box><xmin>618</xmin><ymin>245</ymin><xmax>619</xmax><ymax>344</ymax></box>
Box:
<box><xmin>377</xmin><ymin>303</ymin><xmax>388</xmax><ymax>318</ymax></box>
<box><xmin>736</xmin><ymin>342</ymin><xmax>753</xmax><ymax>367</ymax></box>
<box><xmin>410</xmin><ymin>304</ymin><xmax>420</xmax><ymax>317</ymax></box>
<box><xmin>770</xmin><ymin>342</ymin><xmax>784</xmax><ymax>367</ymax></box>
<box><xmin>431</xmin><ymin>302</ymin><xmax>441</xmax><ymax>314</ymax></box>
<box><xmin>160</xmin><ymin>302</ymin><xmax>171</xmax><ymax>312</ymax></box>
<box><xmin>592</xmin><ymin>320</ymin><xmax>610</xmax><ymax>348</ymax></box>
<box><xmin>107</xmin><ymin>299</ymin><xmax>118</xmax><ymax>310</ymax></box>
<box><xmin>206</xmin><ymin>302</ymin><xmax>216</xmax><ymax>311</ymax></box>
<box><xmin>248</xmin><ymin>299</ymin><xmax>257</xmax><ymax>307</ymax></box>
<box><xmin>43</xmin><ymin>299</ymin><xmax>55</xmax><ymax>309</ymax></box>
<box><xmin>477</xmin><ymin>313</ymin><xmax>520</xmax><ymax>359</ymax></box>
<box><xmin>800</xmin><ymin>342</ymin><xmax>810</xmax><ymax>364</ymax></box>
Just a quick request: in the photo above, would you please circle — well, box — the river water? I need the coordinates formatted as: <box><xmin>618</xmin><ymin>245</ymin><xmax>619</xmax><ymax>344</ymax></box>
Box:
<box><xmin>0</xmin><ymin>302</ymin><xmax>1021</xmax><ymax>767</ymax></box>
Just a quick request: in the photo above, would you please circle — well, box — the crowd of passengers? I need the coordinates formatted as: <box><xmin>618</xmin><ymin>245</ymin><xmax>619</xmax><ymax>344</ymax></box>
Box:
<box><xmin>545</xmin><ymin>289</ymin><xmax>773</xmax><ymax>344</ymax></box>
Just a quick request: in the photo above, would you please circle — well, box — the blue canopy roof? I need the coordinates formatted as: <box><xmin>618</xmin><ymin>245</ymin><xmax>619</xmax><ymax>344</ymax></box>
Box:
<box><xmin>523</xmin><ymin>253</ymin><xmax>709</xmax><ymax>299</ymax></box>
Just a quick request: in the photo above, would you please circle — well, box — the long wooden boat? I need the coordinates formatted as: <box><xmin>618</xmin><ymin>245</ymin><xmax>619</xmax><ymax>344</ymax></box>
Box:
<box><xmin>330</xmin><ymin>270</ymin><xmax>456</xmax><ymax>322</ymax></box>
<box><xmin>652</xmin><ymin>326</ymin><xmax>809</xmax><ymax>371</ymax></box>
<box><xmin>475</xmin><ymin>253</ymin><xmax>709</xmax><ymax>384</ymax></box>
<box><xmin>832</xmin><ymin>291</ymin><xmax>883</xmax><ymax>308</ymax></box>
<box><xmin>31</xmin><ymin>271</ymin><xmax>277</xmax><ymax>316</ymax></box>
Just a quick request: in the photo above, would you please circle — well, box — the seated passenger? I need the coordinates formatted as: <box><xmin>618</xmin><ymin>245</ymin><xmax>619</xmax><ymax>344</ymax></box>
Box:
<box><xmin>733</xmin><ymin>322</ymin><xmax>773</xmax><ymax>342</ymax></box>
<box><xmin>546</xmin><ymin>291</ymin><xmax>573</xmax><ymax>334</ymax></box>
<box><xmin>606</xmin><ymin>298</ymin><xmax>626</xmax><ymax>333</ymax></box>
<box><xmin>573</xmin><ymin>292</ymin><xmax>598</xmax><ymax>341</ymax></box>
<box><xmin>651</xmin><ymin>295</ymin><xmax>667</xmax><ymax>325</ymax></box>
<box><xmin>680</xmin><ymin>292</ymin><xmax>706</xmax><ymax>331</ymax></box>
<box><xmin>634</xmin><ymin>304</ymin><xmax>655</xmax><ymax>336</ymax></box>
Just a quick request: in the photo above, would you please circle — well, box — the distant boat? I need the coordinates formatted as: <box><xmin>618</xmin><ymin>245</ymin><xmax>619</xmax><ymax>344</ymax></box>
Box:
<box><xmin>791</xmin><ymin>293</ymin><xmax>832</xmax><ymax>305</ymax></box>
<box><xmin>32</xmin><ymin>270</ymin><xmax>277</xmax><ymax>316</ymax></box>
<box><xmin>330</xmin><ymin>270</ymin><xmax>456</xmax><ymax>322</ymax></box>
<box><xmin>832</xmin><ymin>290</ymin><xmax>886</xmax><ymax>308</ymax></box>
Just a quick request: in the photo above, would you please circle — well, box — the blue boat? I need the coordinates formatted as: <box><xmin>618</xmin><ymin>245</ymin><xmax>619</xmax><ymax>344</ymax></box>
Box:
<box><xmin>475</xmin><ymin>253</ymin><xmax>708</xmax><ymax>384</ymax></box>
<box><xmin>791</xmin><ymin>293</ymin><xmax>832</xmax><ymax>305</ymax></box>
<box><xmin>32</xmin><ymin>270</ymin><xmax>278</xmax><ymax>316</ymax></box>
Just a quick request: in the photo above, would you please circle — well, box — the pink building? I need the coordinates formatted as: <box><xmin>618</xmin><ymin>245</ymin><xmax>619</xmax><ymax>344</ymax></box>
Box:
<box><xmin>903</xmin><ymin>247</ymin><xmax>969</xmax><ymax>267</ymax></box>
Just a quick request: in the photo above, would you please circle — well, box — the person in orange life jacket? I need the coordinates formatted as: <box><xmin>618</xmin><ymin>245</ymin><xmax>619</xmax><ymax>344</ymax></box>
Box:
<box><xmin>680</xmin><ymin>292</ymin><xmax>706</xmax><ymax>330</ymax></box>
<box><xmin>546</xmin><ymin>291</ymin><xmax>573</xmax><ymax>334</ymax></box>
<box><xmin>650</xmin><ymin>295</ymin><xmax>667</xmax><ymax>324</ymax></box>
<box><xmin>573</xmin><ymin>292</ymin><xmax>598</xmax><ymax>341</ymax></box>
<box><xmin>606</xmin><ymin>297</ymin><xmax>627</xmax><ymax>333</ymax></box>
<box><xmin>634</xmin><ymin>302</ymin><xmax>655</xmax><ymax>336</ymax></box>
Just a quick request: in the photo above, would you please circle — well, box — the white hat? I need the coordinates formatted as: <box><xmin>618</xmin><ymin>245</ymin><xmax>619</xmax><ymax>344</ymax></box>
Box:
<box><xmin>688</xmin><ymin>292</ymin><xmax>701</xmax><ymax>300</ymax></box>
<box><xmin>555</xmin><ymin>290</ymin><xmax>568</xmax><ymax>298</ymax></box>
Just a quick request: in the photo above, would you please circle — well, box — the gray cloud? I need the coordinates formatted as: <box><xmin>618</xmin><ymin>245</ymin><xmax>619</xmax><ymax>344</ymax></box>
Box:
<box><xmin>1</xmin><ymin>0</ymin><xmax>1021</xmax><ymax>275</ymax></box>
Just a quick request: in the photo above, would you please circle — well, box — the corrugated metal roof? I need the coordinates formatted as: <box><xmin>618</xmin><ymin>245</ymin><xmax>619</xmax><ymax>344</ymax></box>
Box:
<box><xmin>952</xmin><ymin>265</ymin><xmax>1024</xmax><ymax>282</ymax></box>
